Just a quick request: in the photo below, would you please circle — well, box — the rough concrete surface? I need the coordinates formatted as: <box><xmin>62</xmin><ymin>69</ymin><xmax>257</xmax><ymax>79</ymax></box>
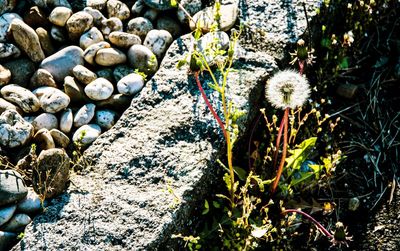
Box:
<box><xmin>12</xmin><ymin>0</ymin><xmax>320</xmax><ymax>250</ymax></box>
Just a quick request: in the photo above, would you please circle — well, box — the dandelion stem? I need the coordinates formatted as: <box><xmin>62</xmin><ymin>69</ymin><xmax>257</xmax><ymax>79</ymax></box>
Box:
<box><xmin>282</xmin><ymin>209</ymin><xmax>333</xmax><ymax>238</ymax></box>
<box><xmin>271</xmin><ymin>107</ymin><xmax>289</xmax><ymax>194</ymax></box>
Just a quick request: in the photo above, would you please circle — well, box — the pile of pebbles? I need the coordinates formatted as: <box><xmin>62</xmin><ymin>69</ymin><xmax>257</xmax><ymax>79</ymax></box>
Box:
<box><xmin>0</xmin><ymin>0</ymin><xmax>238</xmax><ymax>248</ymax></box>
<box><xmin>0</xmin><ymin>169</ymin><xmax>41</xmax><ymax>249</ymax></box>
<box><xmin>0</xmin><ymin>0</ymin><xmax>203</xmax><ymax>158</ymax></box>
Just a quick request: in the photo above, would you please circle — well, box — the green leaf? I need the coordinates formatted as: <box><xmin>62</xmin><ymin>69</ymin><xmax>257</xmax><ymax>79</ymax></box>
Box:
<box><xmin>285</xmin><ymin>137</ymin><xmax>317</xmax><ymax>178</ymax></box>
<box><xmin>339</xmin><ymin>57</ymin><xmax>349</xmax><ymax>69</ymax></box>
<box><xmin>202</xmin><ymin>200</ymin><xmax>209</xmax><ymax>215</ymax></box>
<box><xmin>176</xmin><ymin>59</ymin><xmax>187</xmax><ymax>69</ymax></box>
<box><xmin>233</xmin><ymin>166</ymin><xmax>247</xmax><ymax>181</ymax></box>
<box><xmin>212</xmin><ymin>200</ymin><xmax>221</xmax><ymax>208</ymax></box>
<box><xmin>222</xmin><ymin>172</ymin><xmax>232</xmax><ymax>192</ymax></box>
<box><xmin>194</xmin><ymin>27</ymin><xmax>202</xmax><ymax>40</ymax></box>
<box><xmin>321</xmin><ymin>38</ymin><xmax>331</xmax><ymax>48</ymax></box>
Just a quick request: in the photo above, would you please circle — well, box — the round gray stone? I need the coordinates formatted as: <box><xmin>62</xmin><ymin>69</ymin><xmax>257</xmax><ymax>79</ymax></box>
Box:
<box><xmin>109</xmin><ymin>31</ymin><xmax>141</xmax><ymax>48</ymax></box>
<box><xmin>95</xmin><ymin>109</ymin><xmax>117</xmax><ymax>129</ymax></box>
<box><xmin>127</xmin><ymin>44</ymin><xmax>158</xmax><ymax>75</ymax></box>
<box><xmin>83</xmin><ymin>41</ymin><xmax>110</xmax><ymax>65</ymax></box>
<box><xmin>0</xmin><ymin>170</ymin><xmax>28</xmax><ymax>206</ymax></box>
<box><xmin>1</xmin><ymin>84</ymin><xmax>40</xmax><ymax>113</ymax></box>
<box><xmin>143</xmin><ymin>29</ymin><xmax>173</xmax><ymax>58</ymax></box>
<box><xmin>10</xmin><ymin>19</ymin><xmax>45</xmax><ymax>62</ymax></box>
<box><xmin>73</xmin><ymin>124</ymin><xmax>101</xmax><ymax>145</ymax></box>
<box><xmin>32</xmin><ymin>113</ymin><xmax>58</xmax><ymax>132</ymax></box>
<box><xmin>126</xmin><ymin>17</ymin><xmax>153</xmax><ymax>40</ymax></box>
<box><xmin>0</xmin><ymin>205</ymin><xmax>16</xmax><ymax>227</ymax></box>
<box><xmin>84</xmin><ymin>77</ymin><xmax>114</xmax><ymax>101</ymax></box>
<box><xmin>34</xmin><ymin>86</ymin><xmax>70</xmax><ymax>113</ymax></box>
<box><xmin>107</xmin><ymin>0</ymin><xmax>130</xmax><ymax>21</ymax></box>
<box><xmin>40</xmin><ymin>45</ymin><xmax>84</xmax><ymax>83</ymax></box>
<box><xmin>1</xmin><ymin>213</ymin><xmax>31</xmax><ymax>233</ymax></box>
<box><xmin>117</xmin><ymin>73</ymin><xmax>145</xmax><ymax>96</ymax></box>
<box><xmin>79</xmin><ymin>26</ymin><xmax>104</xmax><ymax>50</ymax></box>
<box><xmin>0</xmin><ymin>13</ymin><xmax>22</xmax><ymax>43</ymax></box>
<box><xmin>59</xmin><ymin>108</ymin><xmax>73</xmax><ymax>134</ymax></box>
<box><xmin>66</xmin><ymin>11</ymin><xmax>93</xmax><ymax>41</ymax></box>
<box><xmin>17</xmin><ymin>189</ymin><xmax>42</xmax><ymax>214</ymax></box>
<box><xmin>74</xmin><ymin>103</ymin><xmax>96</xmax><ymax>127</ymax></box>
<box><xmin>49</xmin><ymin>6</ymin><xmax>72</xmax><ymax>27</ymax></box>
<box><xmin>95</xmin><ymin>47</ymin><xmax>127</xmax><ymax>66</ymax></box>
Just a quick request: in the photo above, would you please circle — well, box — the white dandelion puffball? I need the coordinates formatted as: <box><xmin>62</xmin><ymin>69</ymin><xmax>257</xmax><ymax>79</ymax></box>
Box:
<box><xmin>266</xmin><ymin>70</ymin><xmax>310</xmax><ymax>109</ymax></box>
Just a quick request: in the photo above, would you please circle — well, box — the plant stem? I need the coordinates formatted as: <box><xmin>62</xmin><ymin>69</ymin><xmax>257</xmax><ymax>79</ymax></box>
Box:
<box><xmin>272</xmin><ymin>114</ymin><xmax>286</xmax><ymax>170</ymax></box>
<box><xmin>282</xmin><ymin>209</ymin><xmax>333</xmax><ymax>238</ymax></box>
<box><xmin>194</xmin><ymin>71</ymin><xmax>234</xmax><ymax>207</ymax></box>
<box><xmin>271</xmin><ymin>107</ymin><xmax>289</xmax><ymax>194</ymax></box>
<box><xmin>194</xmin><ymin>71</ymin><xmax>227</xmax><ymax>140</ymax></box>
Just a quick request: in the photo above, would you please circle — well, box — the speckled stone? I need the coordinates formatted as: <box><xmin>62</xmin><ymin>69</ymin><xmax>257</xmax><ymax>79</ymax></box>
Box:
<box><xmin>84</xmin><ymin>77</ymin><xmax>114</xmax><ymax>101</ymax></box>
<box><xmin>72</xmin><ymin>65</ymin><xmax>97</xmax><ymax>85</ymax></box>
<box><xmin>0</xmin><ymin>110</ymin><xmax>34</xmax><ymax>148</ymax></box>
<box><xmin>72</xmin><ymin>124</ymin><xmax>101</xmax><ymax>145</ymax></box>
<box><xmin>95</xmin><ymin>47</ymin><xmax>127</xmax><ymax>66</ymax></box>
<box><xmin>66</xmin><ymin>11</ymin><xmax>93</xmax><ymax>40</ymax></box>
<box><xmin>0</xmin><ymin>13</ymin><xmax>22</xmax><ymax>42</ymax></box>
<box><xmin>34</xmin><ymin>86</ymin><xmax>70</xmax><ymax>113</ymax></box>
<box><xmin>32</xmin><ymin>113</ymin><xmax>58</xmax><ymax>132</ymax></box>
<box><xmin>49</xmin><ymin>6</ymin><xmax>72</xmax><ymax>27</ymax></box>
<box><xmin>127</xmin><ymin>44</ymin><xmax>158</xmax><ymax>75</ymax></box>
<box><xmin>100</xmin><ymin>17</ymin><xmax>122</xmax><ymax>39</ymax></box>
<box><xmin>143</xmin><ymin>29</ymin><xmax>173</xmax><ymax>58</ymax></box>
<box><xmin>10</xmin><ymin>19</ymin><xmax>45</xmax><ymax>62</ymax></box>
<box><xmin>107</xmin><ymin>0</ymin><xmax>130</xmax><ymax>21</ymax></box>
<box><xmin>74</xmin><ymin>103</ymin><xmax>96</xmax><ymax>127</ymax></box>
<box><xmin>0</xmin><ymin>43</ymin><xmax>21</xmax><ymax>59</ymax></box>
<box><xmin>1</xmin><ymin>84</ymin><xmax>40</xmax><ymax>113</ymax></box>
<box><xmin>109</xmin><ymin>31</ymin><xmax>141</xmax><ymax>48</ymax></box>
<box><xmin>95</xmin><ymin>109</ymin><xmax>117</xmax><ymax>129</ymax></box>
<box><xmin>30</xmin><ymin>68</ymin><xmax>57</xmax><ymax>89</ymax></box>
<box><xmin>126</xmin><ymin>17</ymin><xmax>153</xmax><ymax>40</ymax></box>
<box><xmin>83</xmin><ymin>41</ymin><xmax>110</xmax><ymax>65</ymax></box>
<box><xmin>79</xmin><ymin>26</ymin><xmax>104</xmax><ymax>50</ymax></box>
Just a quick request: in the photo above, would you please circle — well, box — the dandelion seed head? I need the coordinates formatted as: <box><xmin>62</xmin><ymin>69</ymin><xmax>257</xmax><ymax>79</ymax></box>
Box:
<box><xmin>266</xmin><ymin>70</ymin><xmax>310</xmax><ymax>109</ymax></box>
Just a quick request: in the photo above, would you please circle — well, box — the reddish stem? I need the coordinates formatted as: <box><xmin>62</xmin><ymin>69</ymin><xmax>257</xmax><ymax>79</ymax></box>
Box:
<box><xmin>282</xmin><ymin>209</ymin><xmax>333</xmax><ymax>238</ymax></box>
<box><xmin>271</xmin><ymin>107</ymin><xmax>289</xmax><ymax>194</ymax></box>
<box><xmin>194</xmin><ymin>71</ymin><xmax>227</xmax><ymax>140</ymax></box>
<box><xmin>298</xmin><ymin>60</ymin><xmax>305</xmax><ymax>75</ymax></box>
